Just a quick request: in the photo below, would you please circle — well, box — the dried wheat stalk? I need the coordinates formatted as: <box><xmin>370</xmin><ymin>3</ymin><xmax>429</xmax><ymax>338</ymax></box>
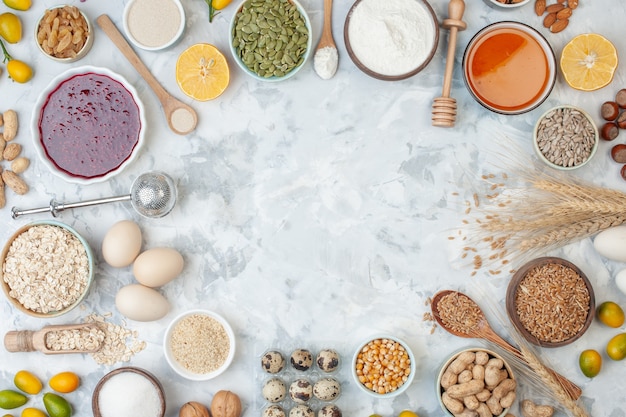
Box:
<box><xmin>452</xmin><ymin>164</ymin><xmax>626</xmax><ymax>275</ymax></box>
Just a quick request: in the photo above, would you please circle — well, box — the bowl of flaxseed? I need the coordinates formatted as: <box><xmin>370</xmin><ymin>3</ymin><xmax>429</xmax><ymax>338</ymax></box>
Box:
<box><xmin>506</xmin><ymin>257</ymin><xmax>595</xmax><ymax>347</ymax></box>
<box><xmin>1</xmin><ymin>220</ymin><xmax>94</xmax><ymax>318</ymax></box>
<box><xmin>163</xmin><ymin>309</ymin><xmax>236</xmax><ymax>380</ymax></box>
<box><xmin>533</xmin><ymin>105</ymin><xmax>598</xmax><ymax>170</ymax></box>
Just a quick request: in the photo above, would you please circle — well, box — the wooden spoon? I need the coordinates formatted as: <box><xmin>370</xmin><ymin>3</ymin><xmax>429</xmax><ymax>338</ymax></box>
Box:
<box><xmin>313</xmin><ymin>0</ymin><xmax>338</xmax><ymax>79</ymax></box>
<box><xmin>431</xmin><ymin>290</ymin><xmax>582</xmax><ymax>400</ymax></box>
<box><xmin>4</xmin><ymin>323</ymin><xmax>104</xmax><ymax>354</ymax></box>
<box><xmin>96</xmin><ymin>14</ymin><xmax>198</xmax><ymax>135</ymax></box>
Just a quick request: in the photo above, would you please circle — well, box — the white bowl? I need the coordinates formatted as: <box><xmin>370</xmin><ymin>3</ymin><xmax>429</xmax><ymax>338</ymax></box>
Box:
<box><xmin>229</xmin><ymin>0</ymin><xmax>312</xmax><ymax>82</ymax></box>
<box><xmin>485</xmin><ymin>0</ymin><xmax>531</xmax><ymax>8</ymax></box>
<box><xmin>123</xmin><ymin>0</ymin><xmax>185</xmax><ymax>51</ymax></box>
<box><xmin>35</xmin><ymin>5</ymin><xmax>94</xmax><ymax>63</ymax></box>
<box><xmin>533</xmin><ymin>105</ymin><xmax>599</xmax><ymax>170</ymax></box>
<box><xmin>164</xmin><ymin>309</ymin><xmax>236</xmax><ymax>381</ymax></box>
<box><xmin>352</xmin><ymin>335</ymin><xmax>416</xmax><ymax>398</ymax></box>
<box><xmin>1</xmin><ymin>220</ymin><xmax>94</xmax><ymax>318</ymax></box>
<box><xmin>437</xmin><ymin>348</ymin><xmax>515</xmax><ymax>417</ymax></box>
<box><xmin>462</xmin><ymin>21</ymin><xmax>556</xmax><ymax>115</ymax></box>
<box><xmin>31</xmin><ymin>66</ymin><xmax>146</xmax><ymax>185</ymax></box>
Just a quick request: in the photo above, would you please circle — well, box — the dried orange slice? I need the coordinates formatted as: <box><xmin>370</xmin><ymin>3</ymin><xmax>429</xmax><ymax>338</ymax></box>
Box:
<box><xmin>560</xmin><ymin>33</ymin><xmax>618</xmax><ymax>91</ymax></box>
<box><xmin>176</xmin><ymin>43</ymin><xmax>230</xmax><ymax>101</ymax></box>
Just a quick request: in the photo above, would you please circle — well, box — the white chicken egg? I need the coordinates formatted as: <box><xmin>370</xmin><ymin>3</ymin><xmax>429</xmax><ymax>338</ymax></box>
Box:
<box><xmin>102</xmin><ymin>220</ymin><xmax>142</xmax><ymax>267</ymax></box>
<box><xmin>615</xmin><ymin>269</ymin><xmax>626</xmax><ymax>296</ymax></box>
<box><xmin>133</xmin><ymin>247</ymin><xmax>184</xmax><ymax>287</ymax></box>
<box><xmin>593</xmin><ymin>226</ymin><xmax>626</xmax><ymax>263</ymax></box>
<box><xmin>115</xmin><ymin>284</ymin><xmax>170</xmax><ymax>321</ymax></box>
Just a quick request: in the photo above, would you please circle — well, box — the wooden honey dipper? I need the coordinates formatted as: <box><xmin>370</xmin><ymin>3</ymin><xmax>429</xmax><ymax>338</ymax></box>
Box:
<box><xmin>432</xmin><ymin>0</ymin><xmax>467</xmax><ymax>127</ymax></box>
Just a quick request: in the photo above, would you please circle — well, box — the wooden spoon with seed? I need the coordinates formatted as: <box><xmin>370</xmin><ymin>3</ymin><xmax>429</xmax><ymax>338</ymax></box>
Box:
<box><xmin>4</xmin><ymin>323</ymin><xmax>104</xmax><ymax>354</ymax></box>
<box><xmin>431</xmin><ymin>290</ymin><xmax>582</xmax><ymax>400</ymax></box>
<box><xmin>96</xmin><ymin>14</ymin><xmax>198</xmax><ymax>135</ymax></box>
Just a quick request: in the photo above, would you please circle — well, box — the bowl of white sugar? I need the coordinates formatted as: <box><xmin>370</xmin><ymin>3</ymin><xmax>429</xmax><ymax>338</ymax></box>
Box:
<box><xmin>92</xmin><ymin>367</ymin><xmax>166</xmax><ymax>417</ymax></box>
<box><xmin>123</xmin><ymin>0</ymin><xmax>185</xmax><ymax>51</ymax></box>
<box><xmin>344</xmin><ymin>0</ymin><xmax>439</xmax><ymax>81</ymax></box>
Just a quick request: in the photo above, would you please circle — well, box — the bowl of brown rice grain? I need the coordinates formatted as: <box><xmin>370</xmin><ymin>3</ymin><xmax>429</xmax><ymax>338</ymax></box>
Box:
<box><xmin>164</xmin><ymin>309</ymin><xmax>236</xmax><ymax>380</ymax></box>
<box><xmin>506</xmin><ymin>257</ymin><xmax>595</xmax><ymax>348</ymax></box>
<box><xmin>1</xmin><ymin>220</ymin><xmax>94</xmax><ymax>318</ymax></box>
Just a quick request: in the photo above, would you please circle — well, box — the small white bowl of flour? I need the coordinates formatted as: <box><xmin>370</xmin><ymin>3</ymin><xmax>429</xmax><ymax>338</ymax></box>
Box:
<box><xmin>344</xmin><ymin>0</ymin><xmax>439</xmax><ymax>81</ymax></box>
<box><xmin>123</xmin><ymin>0</ymin><xmax>185</xmax><ymax>51</ymax></box>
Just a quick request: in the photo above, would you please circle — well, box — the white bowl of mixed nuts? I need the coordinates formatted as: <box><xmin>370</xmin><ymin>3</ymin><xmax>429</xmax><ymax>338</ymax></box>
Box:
<box><xmin>485</xmin><ymin>0</ymin><xmax>531</xmax><ymax>8</ymax></box>
<box><xmin>0</xmin><ymin>220</ymin><xmax>94</xmax><ymax>318</ymax></box>
<box><xmin>533</xmin><ymin>105</ymin><xmax>599</xmax><ymax>170</ymax></box>
<box><xmin>352</xmin><ymin>335</ymin><xmax>416</xmax><ymax>398</ymax></box>
<box><xmin>35</xmin><ymin>5</ymin><xmax>93</xmax><ymax>63</ymax></box>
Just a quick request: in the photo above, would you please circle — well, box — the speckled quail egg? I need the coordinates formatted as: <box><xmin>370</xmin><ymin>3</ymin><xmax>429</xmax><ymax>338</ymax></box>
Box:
<box><xmin>289</xmin><ymin>404</ymin><xmax>315</xmax><ymax>417</ymax></box>
<box><xmin>313</xmin><ymin>377</ymin><xmax>341</xmax><ymax>401</ymax></box>
<box><xmin>263</xmin><ymin>405</ymin><xmax>286</xmax><ymax>417</ymax></box>
<box><xmin>289</xmin><ymin>378</ymin><xmax>313</xmax><ymax>403</ymax></box>
<box><xmin>318</xmin><ymin>405</ymin><xmax>342</xmax><ymax>417</ymax></box>
<box><xmin>316</xmin><ymin>348</ymin><xmax>340</xmax><ymax>372</ymax></box>
<box><xmin>261</xmin><ymin>350</ymin><xmax>286</xmax><ymax>374</ymax></box>
<box><xmin>262</xmin><ymin>377</ymin><xmax>287</xmax><ymax>403</ymax></box>
<box><xmin>290</xmin><ymin>348</ymin><xmax>313</xmax><ymax>371</ymax></box>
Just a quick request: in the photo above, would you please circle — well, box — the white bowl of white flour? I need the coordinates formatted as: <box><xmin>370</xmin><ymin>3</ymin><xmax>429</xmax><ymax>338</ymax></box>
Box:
<box><xmin>344</xmin><ymin>0</ymin><xmax>439</xmax><ymax>80</ymax></box>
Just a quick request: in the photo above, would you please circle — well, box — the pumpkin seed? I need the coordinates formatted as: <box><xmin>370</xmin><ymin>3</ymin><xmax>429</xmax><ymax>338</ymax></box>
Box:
<box><xmin>232</xmin><ymin>0</ymin><xmax>309</xmax><ymax>78</ymax></box>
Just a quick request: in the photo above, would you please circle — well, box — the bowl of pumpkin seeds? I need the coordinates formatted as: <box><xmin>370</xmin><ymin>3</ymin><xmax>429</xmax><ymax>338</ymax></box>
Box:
<box><xmin>229</xmin><ymin>0</ymin><xmax>312</xmax><ymax>82</ymax></box>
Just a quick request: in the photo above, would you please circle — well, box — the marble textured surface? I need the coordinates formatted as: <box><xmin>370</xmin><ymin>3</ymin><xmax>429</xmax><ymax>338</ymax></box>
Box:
<box><xmin>1</xmin><ymin>0</ymin><xmax>626</xmax><ymax>416</ymax></box>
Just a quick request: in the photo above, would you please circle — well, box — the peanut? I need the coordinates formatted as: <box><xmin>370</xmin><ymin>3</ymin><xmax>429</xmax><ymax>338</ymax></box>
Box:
<box><xmin>0</xmin><ymin>170</ymin><xmax>5</xmax><ymax>209</ymax></box>
<box><xmin>0</xmin><ymin>112</ymin><xmax>3</xmax><ymax>127</ymax></box>
<box><xmin>463</xmin><ymin>395</ymin><xmax>480</xmax><ymax>411</ymax></box>
<box><xmin>0</xmin><ymin>137</ymin><xmax>5</xmax><ymax>161</ymax></box>
<box><xmin>2</xmin><ymin>170</ymin><xmax>28</xmax><ymax>195</ymax></box>
<box><xmin>3</xmin><ymin>143</ymin><xmax>21</xmax><ymax>161</ymax></box>
<box><xmin>441</xmin><ymin>369</ymin><xmax>458</xmax><ymax>389</ymax></box>
<box><xmin>448</xmin><ymin>351</ymin><xmax>476</xmax><ymax>374</ymax></box>
<box><xmin>2</xmin><ymin>110</ymin><xmax>18</xmax><ymax>141</ymax></box>
<box><xmin>521</xmin><ymin>399</ymin><xmax>554</xmax><ymax>417</ymax></box>
<box><xmin>476</xmin><ymin>403</ymin><xmax>491</xmax><ymax>417</ymax></box>
<box><xmin>10</xmin><ymin>157</ymin><xmax>29</xmax><ymax>174</ymax></box>
<box><xmin>447</xmin><ymin>380</ymin><xmax>485</xmax><ymax>399</ymax></box>
<box><xmin>458</xmin><ymin>370</ymin><xmax>473</xmax><ymax>384</ymax></box>
<box><xmin>442</xmin><ymin>392</ymin><xmax>464</xmax><ymax>414</ymax></box>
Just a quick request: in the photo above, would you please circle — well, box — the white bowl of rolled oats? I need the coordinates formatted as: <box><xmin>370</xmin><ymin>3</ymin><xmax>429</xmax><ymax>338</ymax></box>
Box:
<box><xmin>35</xmin><ymin>5</ymin><xmax>93</xmax><ymax>63</ymax></box>
<box><xmin>163</xmin><ymin>309</ymin><xmax>236</xmax><ymax>381</ymax></box>
<box><xmin>1</xmin><ymin>220</ymin><xmax>94</xmax><ymax>318</ymax></box>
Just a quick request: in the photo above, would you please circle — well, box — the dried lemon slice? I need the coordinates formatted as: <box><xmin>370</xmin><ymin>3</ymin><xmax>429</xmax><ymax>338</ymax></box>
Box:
<box><xmin>560</xmin><ymin>33</ymin><xmax>618</xmax><ymax>92</ymax></box>
<box><xmin>176</xmin><ymin>43</ymin><xmax>230</xmax><ymax>101</ymax></box>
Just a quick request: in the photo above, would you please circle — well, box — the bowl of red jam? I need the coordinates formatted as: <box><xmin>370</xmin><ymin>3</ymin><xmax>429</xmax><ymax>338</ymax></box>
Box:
<box><xmin>462</xmin><ymin>21</ymin><xmax>556</xmax><ymax>115</ymax></box>
<box><xmin>31</xmin><ymin>66</ymin><xmax>146</xmax><ymax>184</ymax></box>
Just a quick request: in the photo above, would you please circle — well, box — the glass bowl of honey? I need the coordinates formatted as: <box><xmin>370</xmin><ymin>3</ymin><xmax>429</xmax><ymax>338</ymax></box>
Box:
<box><xmin>462</xmin><ymin>21</ymin><xmax>556</xmax><ymax>115</ymax></box>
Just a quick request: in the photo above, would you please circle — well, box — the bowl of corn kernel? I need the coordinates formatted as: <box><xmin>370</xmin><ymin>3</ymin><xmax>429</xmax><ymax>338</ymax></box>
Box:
<box><xmin>352</xmin><ymin>335</ymin><xmax>416</xmax><ymax>398</ymax></box>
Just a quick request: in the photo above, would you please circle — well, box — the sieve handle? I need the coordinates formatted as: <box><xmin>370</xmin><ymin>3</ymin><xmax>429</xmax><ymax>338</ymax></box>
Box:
<box><xmin>12</xmin><ymin>195</ymin><xmax>131</xmax><ymax>219</ymax></box>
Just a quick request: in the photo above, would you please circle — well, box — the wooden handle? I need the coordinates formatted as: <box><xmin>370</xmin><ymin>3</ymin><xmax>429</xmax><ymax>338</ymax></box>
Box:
<box><xmin>320</xmin><ymin>0</ymin><xmax>334</xmax><ymax>48</ymax></box>
<box><xmin>4</xmin><ymin>330</ymin><xmax>35</xmax><ymax>352</ymax></box>
<box><xmin>96</xmin><ymin>14</ymin><xmax>170</xmax><ymax>107</ymax></box>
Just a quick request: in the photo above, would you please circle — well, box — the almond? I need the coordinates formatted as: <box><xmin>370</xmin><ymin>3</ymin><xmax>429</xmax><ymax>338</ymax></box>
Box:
<box><xmin>1</xmin><ymin>170</ymin><xmax>28</xmax><ymax>195</ymax></box>
<box><xmin>543</xmin><ymin>12</ymin><xmax>557</xmax><ymax>28</ymax></box>
<box><xmin>568</xmin><ymin>0</ymin><xmax>578</xmax><ymax>9</ymax></box>
<box><xmin>535</xmin><ymin>0</ymin><xmax>546</xmax><ymax>15</ymax></box>
<box><xmin>550</xmin><ymin>18</ymin><xmax>569</xmax><ymax>33</ymax></box>
<box><xmin>545</xmin><ymin>3</ymin><xmax>565</xmax><ymax>13</ymax></box>
<box><xmin>3</xmin><ymin>142</ymin><xmax>21</xmax><ymax>161</ymax></box>
<box><xmin>556</xmin><ymin>7</ymin><xmax>572</xmax><ymax>19</ymax></box>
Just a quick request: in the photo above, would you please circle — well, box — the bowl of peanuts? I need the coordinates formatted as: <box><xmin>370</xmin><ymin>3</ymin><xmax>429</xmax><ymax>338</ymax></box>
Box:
<box><xmin>437</xmin><ymin>348</ymin><xmax>516</xmax><ymax>417</ymax></box>
<box><xmin>35</xmin><ymin>5</ymin><xmax>93</xmax><ymax>63</ymax></box>
<box><xmin>352</xmin><ymin>335</ymin><xmax>416</xmax><ymax>398</ymax></box>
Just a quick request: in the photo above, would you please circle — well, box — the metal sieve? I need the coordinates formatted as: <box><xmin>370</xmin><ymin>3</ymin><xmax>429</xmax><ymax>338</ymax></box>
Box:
<box><xmin>11</xmin><ymin>171</ymin><xmax>177</xmax><ymax>219</ymax></box>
